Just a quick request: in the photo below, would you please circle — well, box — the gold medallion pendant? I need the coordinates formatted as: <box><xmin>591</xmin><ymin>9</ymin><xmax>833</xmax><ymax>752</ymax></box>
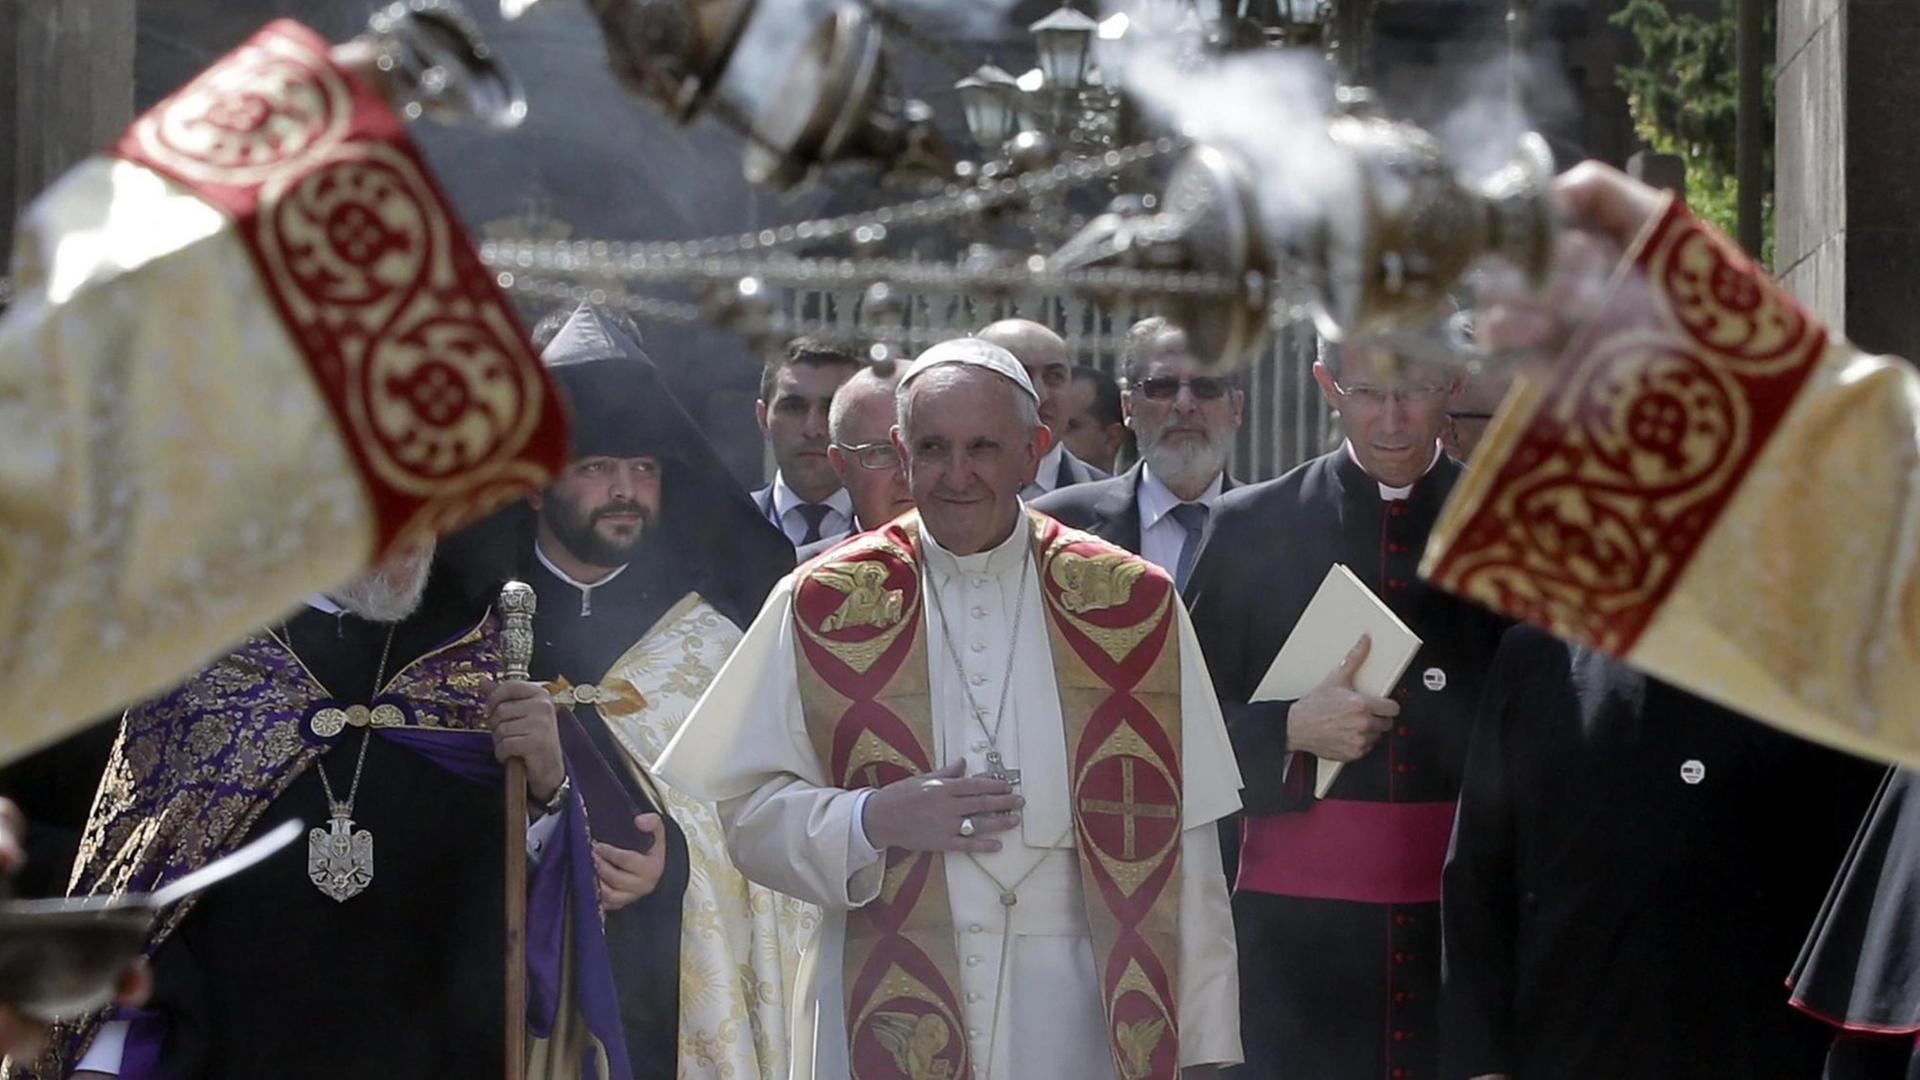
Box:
<box><xmin>308</xmin><ymin>811</ymin><xmax>374</xmax><ymax>902</ymax></box>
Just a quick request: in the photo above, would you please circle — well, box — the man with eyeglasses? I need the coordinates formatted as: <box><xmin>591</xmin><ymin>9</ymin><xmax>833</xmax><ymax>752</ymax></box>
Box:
<box><xmin>1184</xmin><ymin>335</ymin><xmax>1511</xmax><ymax>1080</ymax></box>
<box><xmin>1035</xmin><ymin>317</ymin><xmax>1243</xmax><ymax>590</ymax></box>
<box><xmin>977</xmin><ymin>319</ymin><xmax>1111</xmax><ymax>499</ymax></box>
<box><xmin>797</xmin><ymin>361</ymin><xmax>915</xmax><ymax>562</ymax></box>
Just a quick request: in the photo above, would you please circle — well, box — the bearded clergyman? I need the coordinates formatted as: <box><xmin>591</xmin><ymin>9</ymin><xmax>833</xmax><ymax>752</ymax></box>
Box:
<box><xmin>480</xmin><ymin>304</ymin><xmax>812</xmax><ymax>1078</ymax></box>
<box><xmin>1034</xmin><ymin>317</ymin><xmax>1245</xmax><ymax>590</ymax></box>
<box><xmin>27</xmin><ymin>543</ymin><xmax>640</xmax><ymax>1080</ymax></box>
<box><xmin>658</xmin><ymin>337</ymin><xmax>1243</xmax><ymax>1080</ymax></box>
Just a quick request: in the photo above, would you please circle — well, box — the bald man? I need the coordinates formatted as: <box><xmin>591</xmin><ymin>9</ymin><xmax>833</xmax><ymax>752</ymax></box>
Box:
<box><xmin>797</xmin><ymin>361</ymin><xmax>914</xmax><ymax>562</ymax></box>
<box><xmin>977</xmin><ymin>319</ymin><xmax>1110</xmax><ymax>499</ymax></box>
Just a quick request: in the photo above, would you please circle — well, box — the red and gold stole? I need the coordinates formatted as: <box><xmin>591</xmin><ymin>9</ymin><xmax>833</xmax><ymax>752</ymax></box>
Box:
<box><xmin>790</xmin><ymin>510</ymin><xmax>1185</xmax><ymax>1080</ymax></box>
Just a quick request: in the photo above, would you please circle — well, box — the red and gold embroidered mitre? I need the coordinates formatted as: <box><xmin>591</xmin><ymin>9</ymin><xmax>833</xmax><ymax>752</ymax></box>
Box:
<box><xmin>789</xmin><ymin>510</ymin><xmax>1187</xmax><ymax>1079</ymax></box>
<box><xmin>0</xmin><ymin>20</ymin><xmax>566</xmax><ymax>756</ymax></box>
<box><xmin>1424</xmin><ymin>194</ymin><xmax>1920</xmax><ymax>765</ymax></box>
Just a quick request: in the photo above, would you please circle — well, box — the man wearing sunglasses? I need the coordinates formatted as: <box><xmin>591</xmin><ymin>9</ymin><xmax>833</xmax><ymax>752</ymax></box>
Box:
<box><xmin>1034</xmin><ymin>317</ymin><xmax>1243</xmax><ymax>591</ymax></box>
<box><xmin>796</xmin><ymin>362</ymin><xmax>915</xmax><ymax>562</ymax></box>
<box><xmin>1184</xmin><ymin>336</ymin><xmax>1511</xmax><ymax>1080</ymax></box>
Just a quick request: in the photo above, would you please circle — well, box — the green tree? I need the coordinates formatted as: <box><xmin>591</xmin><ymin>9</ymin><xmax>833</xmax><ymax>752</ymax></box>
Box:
<box><xmin>1610</xmin><ymin>0</ymin><xmax>1773</xmax><ymax>261</ymax></box>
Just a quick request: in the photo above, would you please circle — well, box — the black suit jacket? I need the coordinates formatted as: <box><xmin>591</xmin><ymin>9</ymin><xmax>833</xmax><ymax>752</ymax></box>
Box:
<box><xmin>1185</xmin><ymin>450</ymin><xmax>1510</xmax><ymax>815</ymax></box>
<box><xmin>752</xmin><ymin>482</ymin><xmax>855</xmax><ymax>552</ymax></box>
<box><xmin>1031</xmin><ymin>463</ymin><xmax>1237</xmax><ymax>555</ymax></box>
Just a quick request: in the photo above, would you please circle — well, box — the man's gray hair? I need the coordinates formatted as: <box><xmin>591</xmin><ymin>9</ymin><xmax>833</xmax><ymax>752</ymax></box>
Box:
<box><xmin>895</xmin><ymin>362</ymin><xmax>1041</xmax><ymax>439</ymax></box>
<box><xmin>1120</xmin><ymin>316</ymin><xmax>1189</xmax><ymax>384</ymax></box>
<box><xmin>827</xmin><ymin>359</ymin><xmax>901</xmax><ymax>444</ymax></box>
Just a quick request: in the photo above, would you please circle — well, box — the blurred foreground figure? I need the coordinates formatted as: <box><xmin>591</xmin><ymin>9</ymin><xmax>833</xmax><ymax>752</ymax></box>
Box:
<box><xmin>1790</xmin><ymin>768</ymin><xmax>1920</xmax><ymax>1078</ymax></box>
<box><xmin>25</xmin><ymin>545</ymin><xmax>636</xmax><ymax>1080</ymax></box>
<box><xmin>510</xmin><ymin>304</ymin><xmax>808</xmax><ymax>1078</ymax></box>
<box><xmin>0</xmin><ymin>19</ymin><xmax>567</xmax><ymax>759</ymax></box>
<box><xmin>659</xmin><ymin>339</ymin><xmax>1243</xmax><ymax>1079</ymax></box>
<box><xmin>1425</xmin><ymin>162</ymin><xmax>1920</xmax><ymax>767</ymax></box>
<box><xmin>1442</xmin><ymin>626</ymin><xmax>1878</xmax><ymax>1080</ymax></box>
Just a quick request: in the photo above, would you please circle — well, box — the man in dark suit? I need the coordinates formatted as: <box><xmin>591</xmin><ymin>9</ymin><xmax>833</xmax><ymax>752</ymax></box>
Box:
<box><xmin>1183</xmin><ymin>335</ymin><xmax>1510</xmax><ymax>1080</ymax></box>
<box><xmin>976</xmin><ymin>319</ymin><xmax>1109</xmax><ymax>499</ymax></box>
<box><xmin>749</xmin><ymin>337</ymin><xmax>862</xmax><ymax>547</ymax></box>
<box><xmin>795</xmin><ymin>360</ymin><xmax>912</xmax><ymax>562</ymax></box>
<box><xmin>1034</xmin><ymin>317</ymin><xmax>1242</xmax><ymax>589</ymax></box>
<box><xmin>1060</xmin><ymin>364</ymin><xmax>1129</xmax><ymax>474</ymax></box>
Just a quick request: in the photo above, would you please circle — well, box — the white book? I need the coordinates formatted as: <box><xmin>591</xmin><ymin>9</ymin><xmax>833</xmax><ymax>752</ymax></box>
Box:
<box><xmin>1251</xmin><ymin>563</ymin><xmax>1423</xmax><ymax>798</ymax></box>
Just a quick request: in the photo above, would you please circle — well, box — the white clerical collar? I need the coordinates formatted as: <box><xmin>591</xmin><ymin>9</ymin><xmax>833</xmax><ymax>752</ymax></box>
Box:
<box><xmin>1137</xmin><ymin>464</ymin><xmax>1224</xmax><ymax>532</ymax></box>
<box><xmin>771</xmin><ymin>472</ymin><xmax>854</xmax><ymax>521</ymax></box>
<box><xmin>534</xmin><ymin>540</ymin><xmax>628</xmax><ymax>616</ymax></box>
<box><xmin>1342</xmin><ymin>439</ymin><xmax>1444</xmax><ymax>501</ymax></box>
<box><xmin>1030</xmin><ymin>442</ymin><xmax>1067</xmax><ymax>494</ymax></box>
<box><xmin>921</xmin><ymin>505</ymin><xmax>1031</xmax><ymax>581</ymax></box>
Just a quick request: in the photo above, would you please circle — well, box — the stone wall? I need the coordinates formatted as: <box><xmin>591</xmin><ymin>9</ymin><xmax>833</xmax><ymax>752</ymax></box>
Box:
<box><xmin>1776</xmin><ymin>0</ymin><xmax>1920</xmax><ymax>361</ymax></box>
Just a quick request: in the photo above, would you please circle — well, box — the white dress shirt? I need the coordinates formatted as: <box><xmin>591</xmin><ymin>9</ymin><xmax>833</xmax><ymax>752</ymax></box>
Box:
<box><xmin>658</xmin><ymin>506</ymin><xmax>1245</xmax><ymax>1080</ymax></box>
<box><xmin>768</xmin><ymin>472</ymin><xmax>854</xmax><ymax>545</ymax></box>
<box><xmin>1343</xmin><ymin>439</ymin><xmax>1445</xmax><ymax>500</ymax></box>
<box><xmin>1135</xmin><ymin>465</ymin><xmax>1226</xmax><ymax>576</ymax></box>
<box><xmin>1021</xmin><ymin>442</ymin><xmax>1071</xmax><ymax>500</ymax></box>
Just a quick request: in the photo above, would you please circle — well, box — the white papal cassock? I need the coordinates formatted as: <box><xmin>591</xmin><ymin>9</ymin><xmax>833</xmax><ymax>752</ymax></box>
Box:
<box><xmin>657</xmin><ymin>510</ymin><xmax>1243</xmax><ymax>1079</ymax></box>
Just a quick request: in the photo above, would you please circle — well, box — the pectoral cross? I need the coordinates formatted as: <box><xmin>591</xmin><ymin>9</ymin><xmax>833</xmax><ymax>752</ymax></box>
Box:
<box><xmin>978</xmin><ymin>749</ymin><xmax>1021</xmax><ymax>788</ymax></box>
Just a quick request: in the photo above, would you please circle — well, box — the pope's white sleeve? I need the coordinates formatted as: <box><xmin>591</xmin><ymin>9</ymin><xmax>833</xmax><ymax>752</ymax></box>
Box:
<box><xmin>721</xmin><ymin>778</ymin><xmax>885</xmax><ymax>910</ymax></box>
<box><xmin>1175</xmin><ymin>823</ymin><xmax>1243</xmax><ymax>1067</ymax></box>
<box><xmin>1176</xmin><ymin>602</ymin><xmax>1244</xmax><ymax>825</ymax></box>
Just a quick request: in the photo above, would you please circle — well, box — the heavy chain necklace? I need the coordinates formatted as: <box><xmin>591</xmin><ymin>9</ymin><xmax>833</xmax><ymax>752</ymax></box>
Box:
<box><xmin>307</xmin><ymin>625</ymin><xmax>395</xmax><ymax>903</ymax></box>
<box><xmin>922</xmin><ymin>553</ymin><xmax>1028</xmax><ymax>787</ymax></box>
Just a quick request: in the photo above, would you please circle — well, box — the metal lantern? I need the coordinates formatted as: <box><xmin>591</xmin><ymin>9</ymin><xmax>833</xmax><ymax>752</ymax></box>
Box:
<box><xmin>955</xmin><ymin>64</ymin><xmax>1020</xmax><ymax>147</ymax></box>
<box><xmin>1029</xmin><ymin>6</ymin><xmax>1099</xmax><ymax>91</ymax></box>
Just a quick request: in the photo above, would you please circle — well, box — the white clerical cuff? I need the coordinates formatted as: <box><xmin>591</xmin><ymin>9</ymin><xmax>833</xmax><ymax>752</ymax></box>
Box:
<box><xmin>526</xmin><ymin>808</ymin><xmax>564</xmax><ymax>863</ymax></box>
<box><xmin>73</xmin><ymin>1019</ymin><xmax>130</xmax><ymax>1074</ymax></box>
<box><xmin>847</xmin><ymin>788</ymin><xmax>886</xmax><ymax>904</ymax></box>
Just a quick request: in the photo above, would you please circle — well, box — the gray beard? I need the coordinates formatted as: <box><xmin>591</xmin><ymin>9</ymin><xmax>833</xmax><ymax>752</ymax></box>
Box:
<box><xmin>1140</xmin><ymin>427</ymin><xmax>1230</xmax><ymax>495</ymax></box>
<box><xmin>330</xmin><ymin>553</ymin><xmax>434</xmax><ymax>624</ymax></box>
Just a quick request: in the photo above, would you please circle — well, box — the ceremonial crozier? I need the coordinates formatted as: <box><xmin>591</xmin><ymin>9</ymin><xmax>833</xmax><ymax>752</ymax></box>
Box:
<box><xmin>792</xmin><ymin>510</ymin><xmax>1185</xmax><ymax>1080</ymax></box>
<box><xmin>548</xmin><ymin>593</ymin><xmax>821</xmax><ymax>1075</ymax></box>
<box><xmin>33</xmin><ymin>612</ymin><xmax>629</xmax><ymax>1079</ymax></box>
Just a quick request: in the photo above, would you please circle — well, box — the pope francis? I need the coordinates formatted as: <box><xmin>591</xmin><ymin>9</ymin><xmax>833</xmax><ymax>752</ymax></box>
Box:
<box><xmin>657</xmin><ymin>338</ymin><xmax>1243</xmax><ymax>1080</ymax></box>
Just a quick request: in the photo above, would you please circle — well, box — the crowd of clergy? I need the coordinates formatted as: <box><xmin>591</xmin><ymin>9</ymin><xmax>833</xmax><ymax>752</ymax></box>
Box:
<box><xmin>0</xmin><ymin>32</ymin><xmax>1915</xmax><ymax>1077</ymax></box>
<box><xmin>0</xmin><ymin>297</ymin><xmax>1903</xmax><ymax>1080</ymax></box>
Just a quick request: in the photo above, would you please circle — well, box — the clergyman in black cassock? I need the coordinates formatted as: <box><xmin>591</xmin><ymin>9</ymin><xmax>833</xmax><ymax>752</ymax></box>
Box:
<box><xmin>1440</xmin><ymin>626</ymin><xmax>1878</xmax><ymax>1079</ymax></box>
<box><xmin>1789</xmin><ymin>767</ymin><xmax>1920</xmax><ymax>1078</ymax></box>
<box><xmin>466</xmin><ymin>304</ymin><xmax>798</xmax><ymax>1078</ymax></box>
<box><xmin>1185</xmin><ymin>342</ymin><xmax>1508</xmax><ymax>1080</ymax></box>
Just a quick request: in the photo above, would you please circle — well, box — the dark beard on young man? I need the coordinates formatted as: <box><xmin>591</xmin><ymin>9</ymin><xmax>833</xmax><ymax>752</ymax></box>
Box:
<box><xmin>544</xmin><ymin>498</ymin><xmax>655</xmax><ymax>567</ymax></box>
